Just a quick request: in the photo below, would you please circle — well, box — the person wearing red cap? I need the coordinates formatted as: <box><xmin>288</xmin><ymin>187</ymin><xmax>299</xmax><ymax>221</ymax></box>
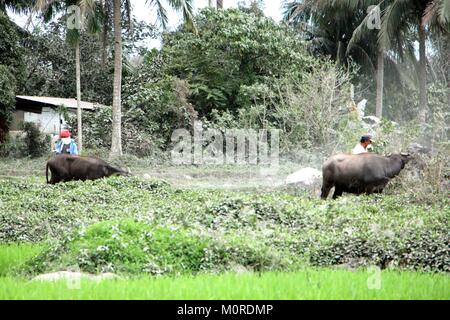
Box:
<box><xmin>54</xmin><ymin>129</ymin><xmax>78</xmax><ymax>155</ymax></box>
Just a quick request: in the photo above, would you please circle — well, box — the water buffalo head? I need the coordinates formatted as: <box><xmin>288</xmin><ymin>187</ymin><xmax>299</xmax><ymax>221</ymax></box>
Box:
<box><xmin>387</xmin><ymin>152</ymin><xmax>412</xmax><ymax>169</ymax></box>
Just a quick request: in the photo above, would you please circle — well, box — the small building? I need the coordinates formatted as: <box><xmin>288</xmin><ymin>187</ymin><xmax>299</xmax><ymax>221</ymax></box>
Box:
<box><xmin>10</xmin><ymin>96</ymin><xmax>97</xmax><ymax>137</ymax></box>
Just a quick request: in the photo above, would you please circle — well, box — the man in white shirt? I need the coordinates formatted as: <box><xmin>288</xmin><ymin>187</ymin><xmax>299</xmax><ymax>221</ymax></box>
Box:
<box><xmin>352</xmin><ymin>135</ymin><xmax>373</xmax><ymax>154</ymax></box>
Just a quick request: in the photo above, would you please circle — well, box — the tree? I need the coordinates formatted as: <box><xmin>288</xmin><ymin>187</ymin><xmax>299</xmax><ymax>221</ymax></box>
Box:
<box><xmin>23</xmin><ymin>20</ymin><xmax>115</xmax><ymax>104</ymax></box>
<box><xmin>109</xmin><ymin>0</ymin><xmax>196</xmax><ymax>158</ymax></box>
<box><xmin>284</xmin><ymin>0</ymin><xmax>385</xmax><ymax>120</ymax></box>
<box><xmin>379</xmin><ymin>0</ymin><xmax>450</xmax><ymax>124</ymax></box>
<box><xmin>0</xmin><ymin>10</ymin><xmax>26</xmax><ymax>142</ymax></box>
<box><xmin>283</xmin><ymin>0</ymin><xmax>450</xmax><ymax>121</ymax></box>
<box><xmin>110</xmin><ymin>0</ymin><xmax>122</xmax><ymax>157</ymax></box>
<box><xmin>283</xmin><ymin>1</ymin><xmax>379</xmax><ymax>72</ymax></box>
<box><xmin>160</xmin><ymin>8</ymin><xmax>312</xmax><ymax>116</ymax></box>
<box><xmin>32</xmin><ymin>0</ymin><xmax>102</xmax><ymax>152</ymax></box>
<box><xmin>342</xmin><ymin>1</ymin><xmax>388</xmax><ymax>118</ymax></box>
<box><xmin>67</xmin><ymin>1</ymin><xmax>101</xmax><ymax>153</ymax></box>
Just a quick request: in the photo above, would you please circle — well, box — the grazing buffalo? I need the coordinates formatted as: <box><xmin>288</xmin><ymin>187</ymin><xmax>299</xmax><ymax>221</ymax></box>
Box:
<box><xmin>46</xmin><ymin>155</ymin><xmax>130</xmax><ymax>184</ymax></box>
<box><xmin>321</xmin><ymin>153</ymin><xmax>411</xmax><ymax>199</ymax></box>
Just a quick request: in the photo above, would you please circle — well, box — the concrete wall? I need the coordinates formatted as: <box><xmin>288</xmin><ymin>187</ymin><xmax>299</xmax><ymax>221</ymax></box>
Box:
<box><xmin>10</xmin><ymin>110</ymin><xmax>24</xmax><ymax>130</ymax></box>
<box><xmin>13</xmin><ymin>107</ymin><xmax>69</xmax><ymax>135</ymax></box>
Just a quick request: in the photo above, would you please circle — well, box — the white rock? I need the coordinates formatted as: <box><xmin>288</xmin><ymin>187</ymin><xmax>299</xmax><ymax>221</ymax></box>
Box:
<box><xmin>357</xmin><ymin>99</ymin><xmax>367</xmax><ymax>119</ymax></box>
<box><xmin>32</xmin><ymin>271</ymin><xmax>119</xmax><ymax>282</ymax></box>
<box><xmin>285</xmin><ymin>167</ymin><xmax>322</xmax><ymax>186</ymax></box>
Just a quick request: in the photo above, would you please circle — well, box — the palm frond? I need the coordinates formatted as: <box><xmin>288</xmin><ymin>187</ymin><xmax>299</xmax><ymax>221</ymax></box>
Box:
<box><xmin>423</xmin><ymin>0</ymin><xmax>450</xmax><ymax>28</ymax></box>
<box><xmin>79</xmin><ymin>0</ymin><xmax>96</xmax><ymax>16</ymax></box>
<box><xmin>148</xmin><ymin>0</ymin><xmax>168</xmax><ymax>29</ymax></box>
<box><xmin>423</xmin><ymin>0</ymin><xmax>439</xmax><ymax>26</ymax></box>
<box><xmin>347</xmin><ymin>4</ymin><xmax>380</xmax><ymax>56</ymax></box>
<box><xmin>283</xmin><ymin>0</ymin><xmax>313</xmax><ymax>23</ymax></box>
<box><xmin>379</xmin><ymin>0</ymin><xmax>413</xmax><ymax>49</ymax></box>
<box><xmin>347</xmin><ymin>43</ymin><xmax>376</xmax><ymax>75</ymax></box>
<box><xmin>66</xmin><ymin>27</ymin><xmax>80</xmax><ymax>47</ymax></box>
<box><xmin>171</xmin><ymin>0</ymin><xmax>197</xmax><ymax>32</ymax></box>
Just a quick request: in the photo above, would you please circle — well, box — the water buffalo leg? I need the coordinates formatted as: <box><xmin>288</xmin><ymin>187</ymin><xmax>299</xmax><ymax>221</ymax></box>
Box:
<box><xmin>332</xmin><ymin>187</ymin><xmax>343</xmax><ymax>199</ymax></box>
<box><xmin>320</xmin><ymin>183</ymin><xmax>333</xmax><ymax>199</ymax></box>
<box><xmin>49</xmin><ymin>169</ymin><xmax>60</xmax><ymax>184</ymax></box>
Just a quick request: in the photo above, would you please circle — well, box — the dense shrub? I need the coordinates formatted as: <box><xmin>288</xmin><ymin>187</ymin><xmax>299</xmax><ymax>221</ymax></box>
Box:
<box><xmin>0</xmin><ymin>122</ymin><xmax>50</xmax><ymax>158</ymax></box>
<box><xmin>79</xmin><ymin>8</ymin><xmax>318</xmax><ymax>155</ymax></box>
<box><xmin>1</xmin><ymin>177</ymin><xmax>448</xmax><ymax>274</ymax></box>
<box><xmin>23</xmin><ymin>219</ymin><xmax>285</xmax><ymax>275</ymax></box>
<box><xmin>20</xmin><ymin>122</ymin><xmax>51</xmax><ymax>158</ymax></box>
<box><xmin>0</xmin><ymin>135</ymin><xmax>27</xmax><ymax>158</ymax></box>
<box><xmin>0</xmin><ymin>12</ymin><xmax>25</xmax><ymax>142</ymax></box>
<box><xmin>160</xmin><ymin>8</ymin><xmax>313</xmax><ymax>116</ymax></box>
<box><xmin>384</xmin><ymin>150</ymin><xmax>450</xmax><ymax>198</ymax></box>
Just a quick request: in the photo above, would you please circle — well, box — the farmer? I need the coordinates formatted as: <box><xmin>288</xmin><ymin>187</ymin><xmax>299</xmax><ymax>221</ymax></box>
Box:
<box><xmin>352</xmin><ymin>135</ymin><xmax>373</xmax><ymax>155</ymax></box>
<box><xmin>54</xmin><ymin>129</ymin><xmax>78</xmax><ymax>155</ymax></box>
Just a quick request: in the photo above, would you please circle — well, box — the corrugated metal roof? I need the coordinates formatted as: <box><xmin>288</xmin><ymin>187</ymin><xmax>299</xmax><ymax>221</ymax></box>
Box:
<box><xmin>16</xmin><ymin>96</ymin><xmax>100</xmax><ymax>110</ymax></box>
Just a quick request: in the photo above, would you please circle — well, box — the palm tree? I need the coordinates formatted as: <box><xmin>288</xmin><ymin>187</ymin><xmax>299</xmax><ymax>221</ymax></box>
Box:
<box><xmin>33</xmin><ymin>0</ymin><xmax>100</xmax><ymax>153</ymax></box>
<box><xmin>217</xmin><ymin>0</ymin><xmax>223</xmax><ymax>9</ymax></box>
<box><xmin>379</xmin><ymin>0</ymin><xmax>450</xmax><ymax>124</ymax></box>
<box><xmin>109</xmin><ymin>0</ymin><xmax>196</xmax><ymax>158</ymax></box>
<box><xmin>110</xmin><ymin>0</ymin><xmax>122</xmax><ymax>157</ymax></box>
<box><xmin>345</xmin><ymin>1</ymin><xmax>387</xmax><ymax>118</ymax></box>
<box><xmin>283</xmin><ymin>1</ymin><xmax>378</xmax><ymax>71</ymax></box>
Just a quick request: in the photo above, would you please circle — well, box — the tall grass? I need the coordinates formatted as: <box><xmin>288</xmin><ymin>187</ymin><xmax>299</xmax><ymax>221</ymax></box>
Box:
<box><xmin>0</xmin><ymin>243</ymin><xmax>44</xmax><ymax>276</ymax></box>
<box><xmin>1</xmin><ymin>270</ymin><xmax>448</xmax><ymax>300</ymax></box>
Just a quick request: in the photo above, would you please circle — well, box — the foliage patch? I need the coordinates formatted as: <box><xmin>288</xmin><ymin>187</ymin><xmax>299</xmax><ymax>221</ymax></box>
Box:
<box><xmin>1</xmin><ymin>177</ymin><xmax>448</xmax><ymax>274</ymax></box>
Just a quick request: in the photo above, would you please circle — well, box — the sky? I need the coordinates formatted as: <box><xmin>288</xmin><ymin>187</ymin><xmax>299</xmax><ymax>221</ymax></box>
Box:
<box><xmin>133</xmin><ymin>0</ymin><xmax>283</xmax><ymax>27</ymax></box>
<box><xmin>8</xmin><ymin>0</ymin><xmax>285</xmax><ymax>49</ymax></box>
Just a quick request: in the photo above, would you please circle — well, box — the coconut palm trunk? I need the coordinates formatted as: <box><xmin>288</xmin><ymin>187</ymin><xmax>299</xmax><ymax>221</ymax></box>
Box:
<box><xmin>418</xmin><ymin>22</ymin><xmax>428</xmax><ymax>124</ymax></box>
<box><xmin>75</xmin><ymin>40</ymin><xmax>83</xmax><ymax>152</ymax></box>
<box><xmin>110</xmin><ymin>0</ymin><xmax>122</xmax><ymax>158</ymax></box>
<box><xmin>217</xmin><ymin>0</ymin><xmax>223</xmax><ymax>9</ymax></box>
<box><xmin>100</xmin><ymin>9</ymin><xmax>108</xmax><ymax>69</ymax></box>
<box><xmin>375</xmin><ymin>47</ymin><xmax>384</xmax><ymax>118</ymax></box>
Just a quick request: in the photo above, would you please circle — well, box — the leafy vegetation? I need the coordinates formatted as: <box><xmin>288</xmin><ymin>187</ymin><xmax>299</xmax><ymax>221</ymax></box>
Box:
<box><xmin>1</xmin><ymin>177</ymin><xmax>448</xmax><ymax>275</ymax></box>
<box><xmin>1</xmin><ymin>1</ymin><xmax>448</xmax><ymax>301</ymax></box>
<box><xmin>160</xmin><ymin>8</ymin><xmax>313</xmax><ymax>115</ymax></box>
<box><xmin>19</xmin><ymin>122</ymin><xmax>51</xmax><ymax>158</ymax></box>
<box><xmin>0</xmin><ymin>10</ymin><xmax>25</xmax><ymax>142</ymax></box>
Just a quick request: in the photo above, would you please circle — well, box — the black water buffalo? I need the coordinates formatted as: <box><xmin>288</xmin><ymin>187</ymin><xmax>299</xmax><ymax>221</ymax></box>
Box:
<box><xmin>321</xmin><ymin>153</ymin><xmax>411</xmax><ymax>199</ymax></box>
<box><xmin>46</xmin><ymin>155</ymin><xmax>129</xmax><ymax>184</ymax></box>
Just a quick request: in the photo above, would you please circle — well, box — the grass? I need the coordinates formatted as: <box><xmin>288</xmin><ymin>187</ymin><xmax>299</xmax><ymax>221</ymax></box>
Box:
<box><xmin>0</xmin><ymin>244</ymin><xmax>448</xmax><ymax>300</ymax></box>
<box><xmin>0</xmin><ymin>243</ymin><xmax>45</xmax><ymax>276</ymax></box>
<box><xmin>0</xmin><ymin>269</ymin><xmax>448</xmax><ymax>300</ymax></box>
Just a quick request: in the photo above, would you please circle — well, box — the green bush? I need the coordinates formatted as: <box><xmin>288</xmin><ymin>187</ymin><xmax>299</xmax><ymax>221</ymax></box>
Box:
<box><xmin>20</xmin><ymin>122</ymin><xmax>50</xmax><ymax>158</ymax></box>
<box><xmin>1</xmin><ymin>177</ymin><xmax>448</xmax><ymax>273</ymax></box>
<box><xmin>0</xmin><ymin>122</ymin><xmax>50</xmax><ymax>158</ymax></box>
<box><xmin>23</xmin><ymin>219</ymin><xmax>286</xmax><ymax>275</ymax></box>
<box><xmin>0</xmin><ymin>177</ymin><xmax>171</xmax><ymax>242</ymax></box>
<box><xmin>0</xmin><ymin>135</ymin><xmax>27</xmax><ymax>158</ymax></box>
<box><xmin>160</xmin><ymin>8</ymin><xmax>313</xmax><ymax>116</ymax></box>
